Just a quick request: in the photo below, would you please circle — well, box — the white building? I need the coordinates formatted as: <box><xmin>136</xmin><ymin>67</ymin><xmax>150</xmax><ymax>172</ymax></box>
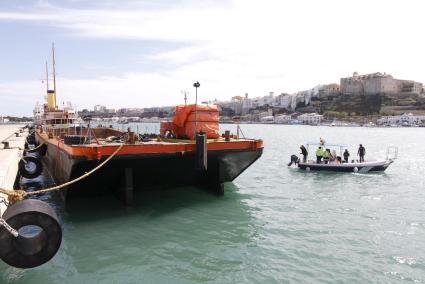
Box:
<box><xmin>258</xmin><ymin>109</ymin><xmax>273</xmax><ymax>120</ymax></box>
<box><xmin>275</xmin><ymin>114</ymin><xmax>291</xmax><ymax>124</ymax></box>
<box><xmin>0</xmin><ymin>116</ymin><xmax>10</xmax><ymax>124</ymax></box>
<box><xmin>259</xmin><ymin>116</ymin><xmax>274</xmax><ymax>122</ymax></box>
<box><xmin>297</xmin><ymin>85</ymin><xmax>321</xmax><ymax>105</ymax></box>
<box><xmin>298</xmin><ymin>113</ymin><xmax>323</xmax><ymax>125</ymax></box>
<box><xmin>377</xmin><ymin>113</ymin><xmax>425</xmax><ymax>126</ymax></box>
<box><xmin>277</xmin><ymin>94</ymin><xmax>292</xmax><ymax>109</ymax></box>
<box><xmin>94</xmin><ymin>105</ymin><xmax>107</xmax><ymax>112</ymax></box>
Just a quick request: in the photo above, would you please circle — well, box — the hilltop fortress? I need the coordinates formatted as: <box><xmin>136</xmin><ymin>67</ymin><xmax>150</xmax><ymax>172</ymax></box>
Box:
<box><xmin>340</xmin><ymin>72</ymin><xmax>423</xmax><ymax>96</ymax></box>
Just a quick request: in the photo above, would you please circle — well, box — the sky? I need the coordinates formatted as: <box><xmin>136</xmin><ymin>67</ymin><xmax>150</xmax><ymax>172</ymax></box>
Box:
<box><xmin>0</xmin><ymin>0</ymin><xmax>424</xmax><ymax>116</ymax></box>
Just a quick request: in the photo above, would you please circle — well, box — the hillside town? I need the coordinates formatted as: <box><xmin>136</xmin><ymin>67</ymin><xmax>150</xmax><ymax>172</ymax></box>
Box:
<box><xmin>215</xmin><ymin>72</ymin><xmax>425</xmax><ymax>125</ymax></box>
<box><xmin>73</xmin><ymin>72</ymin><xmax>425</xmax><ymax>127</ymax></box>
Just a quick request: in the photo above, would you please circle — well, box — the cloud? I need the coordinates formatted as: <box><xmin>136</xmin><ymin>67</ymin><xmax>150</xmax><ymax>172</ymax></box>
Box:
<box><xmin>0</xmin><ymin>0</ymin><xmax>424</xmax><ymax>115</ymax></box>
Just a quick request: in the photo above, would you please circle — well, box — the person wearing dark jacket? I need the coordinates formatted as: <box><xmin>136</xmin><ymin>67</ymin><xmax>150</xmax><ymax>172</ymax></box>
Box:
<box><xmin>343</xmin><ymin>149</ymin><xmax>350</xmax><ymax>163</ymax></box>
<box><xmin>300</xmin><ymin>145</ymin><xmax>308</xmax><ymax>163</ymax></box>
<box><xmin>358</xmin><ymin>144</ymin><xmax>366</xmax><ymax>162</ymax></box>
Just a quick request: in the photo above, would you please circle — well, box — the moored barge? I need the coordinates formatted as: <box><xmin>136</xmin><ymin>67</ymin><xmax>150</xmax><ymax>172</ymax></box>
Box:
<box><xmin>32</xmin><ymin>60</ymin><xmax>263</xmax><ymax>198</ymax></box>
<box><xmin>35</xmin><ymin>124</ymin><xmax>263</xmax><ymax>197</ymax></box>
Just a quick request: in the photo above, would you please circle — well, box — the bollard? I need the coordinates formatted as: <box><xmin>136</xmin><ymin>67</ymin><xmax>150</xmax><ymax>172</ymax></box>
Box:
<box><xmin>2</xmin><ymin>142</ymin><xmax>9</xmax><ymax>149</ymax></box>
<box><xmin>224</xmin><ymin>130</ymin><xmax>230</xmax><ymax>142</ymax></box>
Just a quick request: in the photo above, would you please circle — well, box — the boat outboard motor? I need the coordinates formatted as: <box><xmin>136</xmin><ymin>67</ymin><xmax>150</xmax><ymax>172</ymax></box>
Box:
<box><xmin>288</xmin><ymin>154</ymin><xmax>299</xmax><ymax>166</ymax></box>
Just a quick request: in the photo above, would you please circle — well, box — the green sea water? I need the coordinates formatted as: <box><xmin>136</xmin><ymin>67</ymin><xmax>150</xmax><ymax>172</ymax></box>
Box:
<box><xmin>1</xmin><ymin>124</ymin><xmax>425</xmax><ymax>283</ymax></box>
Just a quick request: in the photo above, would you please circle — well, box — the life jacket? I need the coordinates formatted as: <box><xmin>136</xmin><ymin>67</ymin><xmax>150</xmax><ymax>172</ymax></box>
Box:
<box><xmin>323</xmin><ymin>151</ymin><xmax>331</xmax><ymax>159</ymax></box>
<box><xmin>316</xmin><ymin>148</ymin><xmax>324</xmax><ymax>157</ymax></box>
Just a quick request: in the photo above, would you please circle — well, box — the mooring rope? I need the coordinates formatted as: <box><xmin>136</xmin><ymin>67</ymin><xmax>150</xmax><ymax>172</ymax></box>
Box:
<box><xmin>22</xmin><ymin>142</ymin><xmax>45</xmax><ymax>152</ymax></box>
<box><xmin>0</xmin><ymin>143</ymin><xmax>124</xmax><ymax>204</ymax></box>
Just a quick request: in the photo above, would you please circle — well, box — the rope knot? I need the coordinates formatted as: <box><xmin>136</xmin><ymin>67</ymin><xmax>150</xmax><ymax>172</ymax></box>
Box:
<box><xmin>7</xmin><ymin>190</ymin><xmax>27</xmax><ymax>204</ymax></box>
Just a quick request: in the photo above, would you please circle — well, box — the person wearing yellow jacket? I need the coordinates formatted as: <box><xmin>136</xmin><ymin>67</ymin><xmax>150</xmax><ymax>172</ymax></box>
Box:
<box><xmin>316</xmin><ymin>147</ymin><xmax>324</xmax><ymax>163</ymax></box>
<box><xmin>323</xmin><ymin>148</ymin><xmax>333</xmax><ymax>164</ymax></box>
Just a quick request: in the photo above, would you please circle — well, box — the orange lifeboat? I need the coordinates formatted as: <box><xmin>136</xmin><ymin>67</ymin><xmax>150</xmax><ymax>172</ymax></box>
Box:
<box><xmin>160</xmin><ymin>104</ymin><xmax>219</xmax><ymax>140</ymax></box>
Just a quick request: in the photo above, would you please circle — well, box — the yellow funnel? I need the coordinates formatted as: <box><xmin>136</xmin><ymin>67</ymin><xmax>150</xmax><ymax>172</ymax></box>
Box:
<box><xmin>47</xmin><ymin>90</ymin><xmax>56</xmax><ymax>109</ymax></box>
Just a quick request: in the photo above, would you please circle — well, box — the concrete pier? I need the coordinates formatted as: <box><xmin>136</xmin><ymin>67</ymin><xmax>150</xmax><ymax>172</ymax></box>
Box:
<box><xmin>0</xmin><ymin>125</ymin><xmax>27</xmax><ymax>215</ymax></box>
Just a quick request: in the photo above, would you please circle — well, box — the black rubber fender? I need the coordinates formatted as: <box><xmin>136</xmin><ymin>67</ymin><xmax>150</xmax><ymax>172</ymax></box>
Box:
<box><xmin>0</xmin><ymin>199</ymin><xmax>62</xmax><ymax>268</ymax></box>
<box><xmin>64</xmin><ymin>135</ymin><xmax>86</xmax><ymax>145</ymax></box>
<box><xmin>26</xmin><ymin>135</ymin><xmax>36</xmax><ymax>145</ymax></box>
<box><xmin>19</xmin><ymin>156</ymin><xmax>43</xmax><ymax>179</ymax></box>
<box><xmin>38</xmin><ymin>144</ymin><xmax>47</xmax><ymax>156</ymax></box>
<box><xmin>27</xmin><ymin>144</ymin><xmax>47</xmax><ymax>156</ymax></box>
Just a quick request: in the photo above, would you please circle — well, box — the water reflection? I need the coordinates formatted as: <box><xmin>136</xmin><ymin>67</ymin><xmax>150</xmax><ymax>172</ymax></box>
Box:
<box><xmin>2</xmin><ymin>173</ymin><xmax>260</xmax><ymax>283</ymax></box>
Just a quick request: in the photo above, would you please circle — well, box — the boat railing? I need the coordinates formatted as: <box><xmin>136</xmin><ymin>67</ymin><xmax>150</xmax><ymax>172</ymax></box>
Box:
<box><xmin>236</xmin><ymin>125</ymin><xmax>245</xmax><ymax>139</ymax></box>
<box><xmin>42</xmin><ymin>125</ymin><xmax>122</xmax><ymax>140</ymax></box>
<box><xmin>386</xmin><ymin>146</ymin><xmax>398</xmax><ymax>161</ymax></box>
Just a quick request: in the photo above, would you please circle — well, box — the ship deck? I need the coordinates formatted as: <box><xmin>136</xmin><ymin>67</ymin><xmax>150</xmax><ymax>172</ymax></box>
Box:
<box><xmin>36</xmin><ymin>127</ymin><xmax>263</xmax><ymax>160</ymax></box>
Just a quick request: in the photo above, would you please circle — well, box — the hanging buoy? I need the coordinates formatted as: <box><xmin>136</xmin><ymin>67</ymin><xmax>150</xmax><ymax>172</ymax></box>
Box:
<box><xmin>19</xmin><ymin>156</ymin><xmax>43</xmax><ymax>179</ymax></box>
<box><xmin>353</xmin><ymin>167</ymin><xmax>358</xmax><ymax>173</ymax></box>
<box><xmin>306</xmin><ymin>167</ymin><xmax>311</xmax><ymax>171</ymax></box>
<box><xmin>0</xmin><ymin>199</ymin><xmax>62</xmax><ymax>269</ymax></box>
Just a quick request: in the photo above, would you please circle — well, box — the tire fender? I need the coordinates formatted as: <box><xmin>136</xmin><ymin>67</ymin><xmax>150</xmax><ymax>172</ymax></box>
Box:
<box><xmin>0</xmin><ymin>199</ymin><xmax>62</xmax><ymax>268</ymax></box>
<box><xmin>19</xmin><ymin>156</ymin><xmax>43</xmax><ymax>179</ymax></box>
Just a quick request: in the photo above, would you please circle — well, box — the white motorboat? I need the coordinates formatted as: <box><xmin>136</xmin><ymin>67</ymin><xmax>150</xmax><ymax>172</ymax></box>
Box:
<box><xmin>289</xmin><ymin>142</ymin><xmax>397</xmax><ymax>173</ymax></box>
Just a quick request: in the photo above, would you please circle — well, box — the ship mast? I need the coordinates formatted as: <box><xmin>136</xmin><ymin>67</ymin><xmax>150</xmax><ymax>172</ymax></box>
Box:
<box><xmin>45</xmin><ymin>43</ymin><xmax>58</xmax><ymax>110</ymax></box>
<box><xmin>52</xmin><ymin>43</ymin><xmax>57</xmax><ymax>108</ymax></box>
<box><xmin>45</xmin><ymin>61</ymin><xmax>49</xmax><ymax>92</ymax></box>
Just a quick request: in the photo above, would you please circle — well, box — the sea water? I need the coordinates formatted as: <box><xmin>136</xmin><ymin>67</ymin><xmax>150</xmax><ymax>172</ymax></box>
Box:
<box><xmin>1</xmin><ymin>124</ymin><xmax>424</xmax><ymax>283</ymax></box>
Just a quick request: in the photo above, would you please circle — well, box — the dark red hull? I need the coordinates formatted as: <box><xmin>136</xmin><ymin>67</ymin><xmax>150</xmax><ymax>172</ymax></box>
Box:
<box><xmin>36</xmin><ymin>133</ymin><xmax>263</xmax><ymax>198</ymax></box>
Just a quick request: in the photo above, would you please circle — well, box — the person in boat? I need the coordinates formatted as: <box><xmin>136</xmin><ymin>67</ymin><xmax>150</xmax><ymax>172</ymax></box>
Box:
<box><xmin>300</xmin><ymin>145</ymin><xmax>308</xmax><ymax>163</ymax></box>
<box><xmin>323</xmin><ymin>148</ymin><xmax>332</xmax><ymax>164</ymax></box>
<box><xmin>330</xmin><ymin>149</ymin><xmax>337</xmax><ymax>162</ymax></box>
<box><xmin>288</xmin><ymin>154</ymin><xmax>299</xmax><ymax>166</ymax></box>
<box><xmin>358</xmin><ymin>144</ymin><xmax>366</xmax><ymax>162</ymax></box>
<box><xmin>343</xmin><ymin>149</ymin><xmax>350</xmax><ymax>163</ymax></box>
<box><xmin>316</xmin><ymin>146</ymin><xmax>324</xmax><ymax>163</ymax></box>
